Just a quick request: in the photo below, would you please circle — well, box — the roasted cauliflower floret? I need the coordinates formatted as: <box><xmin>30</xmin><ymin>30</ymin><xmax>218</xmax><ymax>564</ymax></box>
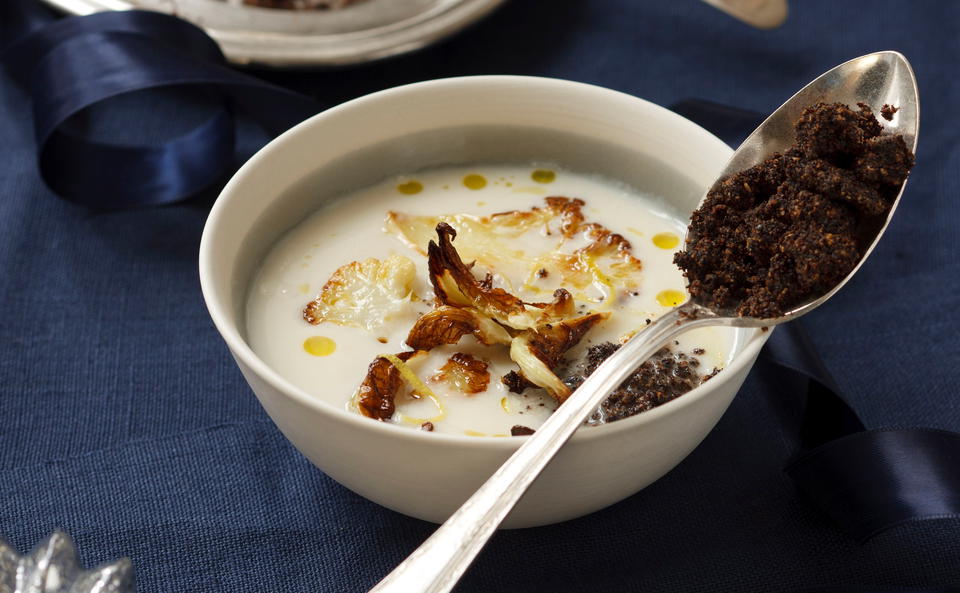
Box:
<box><xmin>303</xmin><ymin>254</ymin><xmax>416</xmax><ymax>331</ymax></box>
<box><xmin>386</xmin><ymin>197</ymin><xmax>642</xmax><ymax>304</ymax></box>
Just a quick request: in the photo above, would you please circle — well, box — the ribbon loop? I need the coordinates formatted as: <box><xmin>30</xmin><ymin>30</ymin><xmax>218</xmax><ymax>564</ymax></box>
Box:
<box><xmin>2</xmin><ymin>2</ymin><xmax>320</xmax><ymax>208</ymax></box>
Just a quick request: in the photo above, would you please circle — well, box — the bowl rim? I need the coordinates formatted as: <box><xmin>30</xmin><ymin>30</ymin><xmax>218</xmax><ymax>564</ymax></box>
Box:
<box><xmin>199</xmin><ymin>74</ymin><xmax>770</xmax><ymax>450</ymax></box>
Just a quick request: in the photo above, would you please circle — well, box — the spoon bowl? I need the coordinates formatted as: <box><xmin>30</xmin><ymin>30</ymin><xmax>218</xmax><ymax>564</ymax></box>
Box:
<box><xmin>704</xmin><ymin>50</ymin><xmax>919</xmax><ymax>324</ymax></box>
<box><xmin>369</xmin><ymin>51</ymin><xmax>920</xmax><ymax>593</ymax></box>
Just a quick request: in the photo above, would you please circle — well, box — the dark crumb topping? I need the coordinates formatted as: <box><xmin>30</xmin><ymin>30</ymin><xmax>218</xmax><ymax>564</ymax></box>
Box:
<box><xmin>674</xmin><ymin>102</ymin><xmax>914</xmax><ymax>318</ymax></box>
<box><xmin>880</xmin><ymin>104</ymin><xmax>899</xmax><ymax>121</ymax></box>
<box><xmin>562</xmin><ymin>342</ymin><xmax>717</xmax><ymax>424</ymax></box>
<box><xmin>501</xmin><ymin>370</ymin><xmax>529</xmax><ymax>394</ymax></box>
<box><xmin>511</xmin><ymin>425</ymin><xmax>536</xmax><ymax>436</ymax></box>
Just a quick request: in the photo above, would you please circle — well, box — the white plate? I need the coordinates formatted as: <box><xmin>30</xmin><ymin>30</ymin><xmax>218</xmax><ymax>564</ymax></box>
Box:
<box><xmin>41</xmin><ymin>0</ymin><xmax>505</xmax><ymax>67</ymax></box>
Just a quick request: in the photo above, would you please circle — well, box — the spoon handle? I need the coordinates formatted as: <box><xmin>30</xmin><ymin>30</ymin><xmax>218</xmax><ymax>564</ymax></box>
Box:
<box><xmin>368</xmin><ymin>303</ymin><xmax>718</xmax><ymax>593</ymax></box>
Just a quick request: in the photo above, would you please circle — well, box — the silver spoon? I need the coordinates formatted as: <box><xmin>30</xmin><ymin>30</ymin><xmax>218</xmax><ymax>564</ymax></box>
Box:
<box><xmin>368</xmin><ymin>50</ymin><xmax>919</xmax><ymax>593</ymax></box>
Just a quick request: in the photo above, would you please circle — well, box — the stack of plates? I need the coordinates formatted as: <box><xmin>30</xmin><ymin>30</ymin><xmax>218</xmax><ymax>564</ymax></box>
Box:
<box><xmin>41</xmin><ymin>0</ymin><xmax>505</xmax><ymax>67</ymax></box>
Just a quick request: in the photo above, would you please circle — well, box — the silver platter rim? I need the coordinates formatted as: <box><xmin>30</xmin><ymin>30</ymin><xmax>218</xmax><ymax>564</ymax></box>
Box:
<box><xmin>39</xmin><ymin>0</ymin><xmax>505</xmax><ymax>67</ymax></box>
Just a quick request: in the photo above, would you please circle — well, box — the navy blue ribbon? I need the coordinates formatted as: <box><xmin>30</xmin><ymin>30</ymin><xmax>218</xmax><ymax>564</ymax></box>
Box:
<box><xmin>675</xmin><ymin>98</ymin><xmax>960</xmax><ymax>542</ymax></box>
<box><xmin>1</xmin><ymin>0</ymin><xmax>320</xmax><ymax>208</ymax></box>
<box><xmin>768</xmin><ymin>325</ymin><xmax>960</xmax><ymax>542</ymax></box>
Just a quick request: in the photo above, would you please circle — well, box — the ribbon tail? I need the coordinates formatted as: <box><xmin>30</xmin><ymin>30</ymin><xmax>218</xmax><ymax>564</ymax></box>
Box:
<box><xmin>787</xmin><ymin>428</ymin><xmax>960</xmax><ymax>542</ymax></box>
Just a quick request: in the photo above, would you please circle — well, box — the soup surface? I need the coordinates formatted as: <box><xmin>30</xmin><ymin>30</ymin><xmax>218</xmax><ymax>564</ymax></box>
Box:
<box><xmin>246</xmin><ymin>164</ymin><xmax>732</xmax><ymax>435</ymax></box>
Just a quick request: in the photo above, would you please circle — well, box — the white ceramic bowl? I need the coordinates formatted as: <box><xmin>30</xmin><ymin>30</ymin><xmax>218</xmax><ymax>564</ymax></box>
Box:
<box><xmin>200</xmin><ymin>76</ymin><xmax>769</xmax><ymax>528</ymax></box>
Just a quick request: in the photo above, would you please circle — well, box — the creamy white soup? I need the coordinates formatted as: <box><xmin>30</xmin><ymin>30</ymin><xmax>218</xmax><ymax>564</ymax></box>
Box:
<box><xmin>246</xmin><ymin>164</ymin><xmax>731</xmax><ymax>436</ymax></box>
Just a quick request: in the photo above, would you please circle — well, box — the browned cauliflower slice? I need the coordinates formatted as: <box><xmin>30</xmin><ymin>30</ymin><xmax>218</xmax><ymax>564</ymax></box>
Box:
<box><xmin>427</xmin><ymin>222</ymin><xmax>541</xmax><ymax>329</ymax></box>
<box><xmin>507</xmin><ymin>312</ymin><xmax>608</xmax><ymax>402</ymax></box>
<box><xmin>431</xmin><ymin>353</ymin><xmax>491</xmax><ymax>395</ymax></box>
<box><xmin>303</xmin><ymin>254</ymin><xmax>415</xmax><ymax>331</ymax></box>
<box><xmin>386</xmin><ymin>197</ymin><xmax>642</xmax><ymax>304</ymax></box>
<box><xmin>356</xmin><ymin>351</ymin><xmax>417</xmax><ymax>420</ymax></box>
<box><xmin>405</xmin><ymin>305</ymin><xmax>512</xmax><ymax>351</ymax></box>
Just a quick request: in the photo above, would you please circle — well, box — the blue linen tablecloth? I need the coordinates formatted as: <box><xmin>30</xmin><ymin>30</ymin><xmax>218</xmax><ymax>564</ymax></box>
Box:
<box><xmin>2</xmin><ymin>1</ymin><xmax>959</xmax><ymax>591</ymax></box>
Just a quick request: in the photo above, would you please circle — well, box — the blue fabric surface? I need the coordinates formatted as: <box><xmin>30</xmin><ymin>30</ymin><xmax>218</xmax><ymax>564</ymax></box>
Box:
<box><xmin>1</xmin><ymin>1</ymin><xmax>959</xmax><ymax>592</ymax></box>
